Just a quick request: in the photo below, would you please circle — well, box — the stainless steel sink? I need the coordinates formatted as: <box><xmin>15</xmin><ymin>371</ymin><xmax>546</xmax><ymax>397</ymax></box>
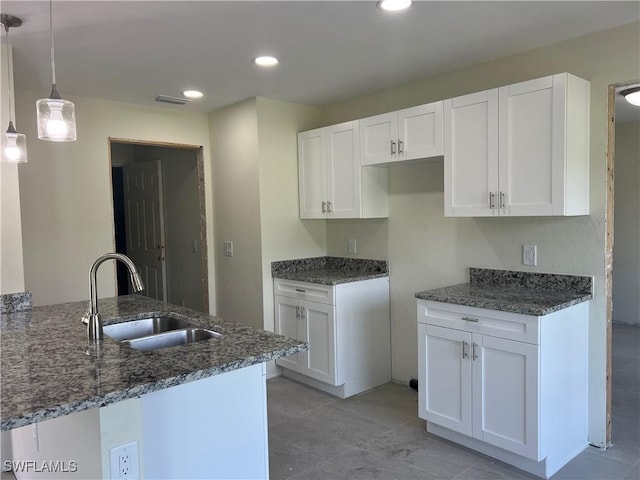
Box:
<box><xmin>104</xmin><ymin>316</ymin><xmax>192</xmax><ymax>341</ymax></box>
<box><xmin>123</xmin><ymin>328</ymin><xmax>222</xmax><ymax>350</ymax></box>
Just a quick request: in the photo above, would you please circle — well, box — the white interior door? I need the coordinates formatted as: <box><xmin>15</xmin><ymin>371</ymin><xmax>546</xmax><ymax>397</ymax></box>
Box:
<box><xmin>123</xmin><ymin>160</ymin><xmax>167</xmax><ymax>301</ymax></box>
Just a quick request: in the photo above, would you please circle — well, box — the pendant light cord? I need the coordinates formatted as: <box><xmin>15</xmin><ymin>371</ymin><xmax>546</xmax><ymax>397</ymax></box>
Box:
<box><xmin>3</xmin><ymin>21</ymin><xmax>15</xmax><ymax>126</ymax></box>
<box><xmin>49</xmin><ymin>0</ymin><xmax>56</xmax><ymax>86</ymax></box>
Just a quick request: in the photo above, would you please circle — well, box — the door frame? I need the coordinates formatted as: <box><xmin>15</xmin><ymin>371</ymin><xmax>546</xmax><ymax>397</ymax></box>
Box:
<box><xmin>107</xmin><ymin>138</ymin><xmax>210</xmax><ymax>313</ymax></box>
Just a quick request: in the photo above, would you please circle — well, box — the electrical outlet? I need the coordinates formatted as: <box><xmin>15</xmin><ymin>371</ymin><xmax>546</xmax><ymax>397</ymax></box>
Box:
<box><xmin>110</xmin><ymin>441</ymin><xmax>139</xmax><ymax>480</ymax></box>
<box><xmin>523</xmin><ymin>245</ymin><xmax>537</xmax><ymax>266</ymax></box>
<box><xmin>348</xmin><ymin>238</ymin><xmax>357</xmax><ymax>254</ymax></box>
<box><xmin>224</xmin><ymin>240</ymin><xmax>233</xmax><ymax>257</ymax></box>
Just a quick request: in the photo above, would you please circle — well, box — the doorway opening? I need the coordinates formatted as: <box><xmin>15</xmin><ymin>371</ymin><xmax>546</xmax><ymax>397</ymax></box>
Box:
<box><xmin>109</xmin><ymin>138</ymin><xmax>209</xmax><ymax>313</ymax></box>
<box><xmin>606</xmin><ymin>81</ymin><xmax>640</xmax><ymax>447</ymax></box>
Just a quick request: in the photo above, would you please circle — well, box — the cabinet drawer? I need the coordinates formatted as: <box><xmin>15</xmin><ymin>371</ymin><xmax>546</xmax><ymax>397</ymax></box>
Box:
<box><xmin>417</xmin><ymin>300</ymin><xmax>539</xmax><ymax>344</ymax></box>
<box><xmin>273</xmin><ymin>278</ymin><xmax>334</xmax><ymax>305</ymax></box>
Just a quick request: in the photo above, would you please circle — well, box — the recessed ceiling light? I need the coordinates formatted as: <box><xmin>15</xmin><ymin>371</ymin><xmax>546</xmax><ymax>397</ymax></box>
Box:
<box><xmin>182</xmin><ymin>90</ymin><xmax>203</xmax><ymax>99</ymax></box>
<box><xmin>254</xmin><ymin>56</ymin><xmax>279</xmax><ymax>67</ymax></box>
<box><xmin>377</xmin><ymin>0</ymin><xmax>412</xmax><ymax>12</ymax></box>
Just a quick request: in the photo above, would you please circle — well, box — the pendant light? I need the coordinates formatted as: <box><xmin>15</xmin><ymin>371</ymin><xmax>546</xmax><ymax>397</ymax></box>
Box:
<box><xmin>1</xmin><ymin>14</ymin><xmax>27</xmax><ymax>163</ymax></box>
<box><xmin>36</xmin><ymin>0</ymin><xmax>76</xmax><ymax>142</ymax></box>
<box><xmin>621</xmin><ymin>86</ymin><xmax>640</xmax><ymax>107</ymax></box>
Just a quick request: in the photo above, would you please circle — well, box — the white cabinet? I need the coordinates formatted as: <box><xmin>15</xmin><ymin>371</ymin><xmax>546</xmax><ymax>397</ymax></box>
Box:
<box><xmin>298</xmin><ymin>121</ymin><xmax>388</xmax><ymax>219</ymax></box>
<box><xmin>360</xmin><ymin>102</ymin><xmax>444</xmax><ymax>166</ymax></box>
<box><xmin>417</xmin><ymin>299</ymin><xmax>589</xmax><ymax>479</ymax></box>
<box><xmin>444</xmin><ymin>73</ymin><xmax>590</xmax><ymax>217</ymax></box>
<box><xmin>274</xmin><ymin>277</ymin><xmax>390</xmax><ymax>398</ymax></box>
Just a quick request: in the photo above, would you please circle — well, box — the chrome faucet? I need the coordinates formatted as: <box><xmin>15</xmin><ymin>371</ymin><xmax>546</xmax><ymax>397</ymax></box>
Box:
<box><xmin>83</xmin><ymin>253</ymin><xmax>144</xmax><ymax>341</ymax></box>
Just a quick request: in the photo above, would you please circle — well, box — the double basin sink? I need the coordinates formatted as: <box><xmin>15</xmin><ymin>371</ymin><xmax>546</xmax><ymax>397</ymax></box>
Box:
<box><xmin>104</xmin><ymin>316</ymin><xmax>221</xmax><ymax>351</ymax></box>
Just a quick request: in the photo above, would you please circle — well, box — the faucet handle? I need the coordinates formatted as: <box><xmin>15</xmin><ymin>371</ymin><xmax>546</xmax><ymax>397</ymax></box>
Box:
<box><xmin>81</xmin><ymin>305</ymin><xmax>91</xmax><ymax>325</ymax></box>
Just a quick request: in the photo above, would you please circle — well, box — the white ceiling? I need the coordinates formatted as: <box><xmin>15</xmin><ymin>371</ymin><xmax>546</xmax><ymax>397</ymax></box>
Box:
<box><xmin>2</xmin><ymin>1</ymin><xmax>640</xmax><ymax>121</ymax></box>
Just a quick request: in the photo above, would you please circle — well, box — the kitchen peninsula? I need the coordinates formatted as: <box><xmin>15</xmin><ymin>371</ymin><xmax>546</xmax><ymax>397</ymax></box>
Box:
<box><xmin>1</xmin><ymin>294</ymin><xmax>306</xmax><ymax>479</ymax></box>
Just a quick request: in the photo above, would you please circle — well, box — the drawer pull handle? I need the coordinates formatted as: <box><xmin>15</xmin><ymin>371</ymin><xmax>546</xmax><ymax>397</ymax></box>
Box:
<box><xmin>462</xmin><ymin>316</ymin><xmax>479</xmax><ymax>323</ymax></box>
<box><xmin>295</xmin><ymin>288</ymin><xmax>306</xmax><ymax>293</ymax></box>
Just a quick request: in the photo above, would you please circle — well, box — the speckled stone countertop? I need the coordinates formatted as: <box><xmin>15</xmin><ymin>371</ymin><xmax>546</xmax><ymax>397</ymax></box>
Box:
<box><xmin>0</xmin><ymin>295</ymin><xmax>306</xmax><ymax>431</ymax></box>
<box><xmin>415</xmin><ymin>268</ymin><xmax>592</xmax><ymax>316</ymax></box>
<box><xmin>272</xmin><ymin>256</ymin><xmax>389</xmax><ymax>285</ymax></box>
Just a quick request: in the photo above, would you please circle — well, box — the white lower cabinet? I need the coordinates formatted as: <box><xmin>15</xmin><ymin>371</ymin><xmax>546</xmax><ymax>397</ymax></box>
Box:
<box><xmin>274</xmin><ymin>277</ymin><xmax>390</xmax><ymax>398</ymax></box>
<box><xmin>417</xmin><ymin>299</ymin><xmax>589</xmax><ymax>479</ymax></box>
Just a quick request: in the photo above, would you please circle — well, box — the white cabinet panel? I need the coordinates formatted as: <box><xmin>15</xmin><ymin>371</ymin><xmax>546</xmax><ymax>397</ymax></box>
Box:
<box><xmin>445</xmin><ymin>73</ymin><xmax>590</xmax><ymax>217</ymax></box>
<box><xmin>418</xmin><ymin>299</ymin><xmax>588</xmax><ymax>478</ymax></box>
<box><xmin>444</xmin><ymin>90</ymin><xmax>499</xmax><ymax>217</ymax></box>
<box><xmin>298</xmin><ymin>121</ymin><xmax>388</xmax><ymax>219</ymax></box>
<box><xmin>361</xmin><ymin>102</ymin><xmax>443</xmax><ymax>166</ymax></box>
<box><xmin>274</xmin><ymin>277</ymin><xmax>390</xmax><ymax>398</ymax></box>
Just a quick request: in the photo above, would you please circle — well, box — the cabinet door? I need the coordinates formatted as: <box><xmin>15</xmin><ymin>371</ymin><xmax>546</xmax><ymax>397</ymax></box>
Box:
<box><xmin>444</xmin><ymin>89</ymin><xmax>499</xmax><ymax>217</ymax></box>
<box><xmin>399</xmin><ymin>102</ymin><xmax>443</xmax><ymax>161</ymax></box>
<box><xmin>298</xmin><ymin>128</ymin><xmax>326</xmax><ymax>219</ymax></box>
<box><xmin>274</xmin><ymin>296</ymin><xmax>303</xmax><ymax>371</ymax></box>
<box><xmin>499</xmin><ymin>75</ymin><xmax>560</xmax><ymax>216</ymax></box>
<box><xmin>327</xmin><ymin>121</ymin><xmax>361</xmax><ymax>218</ymax></box>
<box><xmin>300</xmin><ymin>300</ymin><xmax>337</xmax><ymax>385</ymax></box>
<box><xmin>472</xmin><ymin>334</ymin><xmax>539</xmax><ymax>459</ymax></box>
<box><xmin>360</xmin><ymin>112</ymin><xmax>397</xmax><ymax>165</ymax></box>
<box><xmin>419</xmin><ymin>324</ymin><xmax>472</xmax><ymax>436</ymax></box>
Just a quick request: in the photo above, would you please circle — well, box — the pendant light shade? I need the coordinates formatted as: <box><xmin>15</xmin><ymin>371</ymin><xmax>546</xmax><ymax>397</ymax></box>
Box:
<box><xmin>1</xmin><ymin>121</ymin><xmax>27</xmax><ymax>163</ymax></box>
<box><xmin>36</xmin><ymin>86</ymin><xmax>76</xmax><ymax>141</ymax></box>
<box><xmin>1</xmin><ymin>14</ymin><xmax>27</xmax><ymax>163</ymax></box>
<box><xmin>36</xmin><ymin>0</ymin><xmax>76</xmax><ymax>142</ymax></box>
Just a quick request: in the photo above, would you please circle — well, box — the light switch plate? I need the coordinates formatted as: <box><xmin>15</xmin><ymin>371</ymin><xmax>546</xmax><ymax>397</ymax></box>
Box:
<box><xmin>348</xmin><ymin>238</ymin><xmax>357</xmax><ymax>254</ymax></box>
<box><xmin>224</xmin><ymin>240</ymin><xmax>233</xmax><ymax>257</ymax></box>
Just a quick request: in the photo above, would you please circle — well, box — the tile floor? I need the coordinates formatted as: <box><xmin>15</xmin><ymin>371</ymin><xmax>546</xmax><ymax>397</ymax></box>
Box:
<box><xmin>267</xmin><ymin>323</ymin><xmax>639</xmax><ymax>480</ymax></box>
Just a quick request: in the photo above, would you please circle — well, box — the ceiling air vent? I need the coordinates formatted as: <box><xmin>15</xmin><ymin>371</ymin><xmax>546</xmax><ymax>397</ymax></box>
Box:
<box><xmin>155</xmin><ymin>95</ymin><xmax>192</xmax><ymax>105</ymax></box>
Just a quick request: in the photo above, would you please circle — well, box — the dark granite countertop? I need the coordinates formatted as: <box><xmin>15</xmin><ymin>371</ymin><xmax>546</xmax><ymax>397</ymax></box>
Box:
<box><xmin>271</xmin><ymin>256</ymin><xmax>389</xmax><ymax>285</ymax></box>
<box><xmin>415</xmin><ymin>268</ymin><xmax>592</xmax><ymax>316</ymax></box>
<box><xmin>0</xmin><ymin>295</ymin><xmax>306</xmax><ymax>431</ymax></box>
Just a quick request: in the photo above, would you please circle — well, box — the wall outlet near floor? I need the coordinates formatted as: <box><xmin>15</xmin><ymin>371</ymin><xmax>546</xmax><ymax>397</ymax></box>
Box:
<box><xmin>224</xmin><ymin>240</ymin><xmax>233</xmax><ymax>257</ymax></box>
<box><xmin>523</xmin><ymin>245</ymin><xmax>537</xmax><ymax>266</ymax></box>
<box><xmin>348</xmin><ymin>238</ymin><xmax>357</xmax><ymax>254</ymax></box>
<box><xmin>110</xmin><ymin>440</ymin><xmax>139</xmax><ymax>480</ymax></box>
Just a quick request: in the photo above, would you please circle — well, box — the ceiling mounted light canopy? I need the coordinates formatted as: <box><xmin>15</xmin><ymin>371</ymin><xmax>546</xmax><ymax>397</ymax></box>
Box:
<box><xmin>621</xmin><ymin>86</ymin><xmax>640</xmax><ymax>107</ymax></box>
<box><xmin>377</xmin><ymin>0</ymin><xmax>412</xmax><ymax>12</ymax></box>
<box><xmin>254</xmin><ymin>56</ymin><xmax>279</xmax><ymax>67</ymax></box>
<box><xmin>1</xmin><ymin>14</ymin><xmax>27</xmax><ymax>163</ymax></box>
<box><xmin>36</xmin><ymin>0</ymin><xmax>76</xmax><ymax>142</ymax></box>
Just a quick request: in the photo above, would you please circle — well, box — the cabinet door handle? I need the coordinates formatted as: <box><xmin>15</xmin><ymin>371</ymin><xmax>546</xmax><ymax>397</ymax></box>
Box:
<box><xmin>295</xmin><ymin>306</ymin><xmax>300</xmax><ymax>319</ymax></box>
<box><xmin>472</xmin><ymin>342</ymin><xmax>478</xmax><ymax>361</ymax></box>
<box><xmin>398</xmin><ymin>139</ymin><xmax>404</xmax><ymax>154</ymax></box>
<box><xmin>489</xmin><ymin>192</ymin><xmax>496</xmax><ymax>210</ymax></box>
<box><xmin>500</xmin><ymin>191</ymin><xmax>506</xmax><ymax>210</ymax></box>
<box><xmin>462</xmin><ymin>316</ymin><xmax>479</xmax><ymax>323</ymax></box>
<box><xmin>300</xmin><ymin>307</ymin><xmax>306</xmax><ymax>320</ymax></box>
<box><xmin>322</xmin><ymin>201</ymin><xmax>327</xmax><ymax>213</ymax></box>
<box><xmin>391</xmin><ymin>140</ymin><xmax>396</xmax><ymax>155</ymax></box>
<box><xmin>327</xmin><ymin>201</ymin><xmax>332</xmax><ymax>213</ymax></box>
<box><xmin>462</xmin><ymin>341</ymin><xmax>468</xmax><ymax>359</ymax></box>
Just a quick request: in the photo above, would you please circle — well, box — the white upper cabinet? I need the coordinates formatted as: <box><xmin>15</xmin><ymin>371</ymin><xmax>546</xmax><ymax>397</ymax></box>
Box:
<box><xmin>444</xmin><ymin>73</ymin><xmax>590</xmax><ymax>217</ymax></box>
<box><xmin>360</xmin><ymin>102</ymin><xmax>444</xmax><ymax>166</ymax></box>
<box><xmin>298</xmin><ymin>121</ymin><xmax>388</xmax><ymax>219</ymax></box>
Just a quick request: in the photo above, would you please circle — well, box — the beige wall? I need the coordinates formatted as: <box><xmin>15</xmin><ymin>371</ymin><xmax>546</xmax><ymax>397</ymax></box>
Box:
<box><xmin>209</xmin><ymin>99</ymin><xmax>264</xmax><ymax>328</ymax></box>
<box><xmin>256</xmin><ymin>97</ymin><xmax>325</xmax><ymax>334</ymax></box>
<box><xmin>15</xmin><ymin>90</ymin><xmax>214</xmax><ymax>309</ymax></box>
<box><xmin>0</xmin><ymin>45</ymin><xmax>26</xmax><ymax>295</ymax></box>
<box><xmin>613</xmin><ymin>121</ymin><xmax>640</xmax><ymax>325</ymax></box>
<box><xmin>323</xmin><ymin>22</ymin><xmax>640</xmax><ymax>447</ymax></box>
